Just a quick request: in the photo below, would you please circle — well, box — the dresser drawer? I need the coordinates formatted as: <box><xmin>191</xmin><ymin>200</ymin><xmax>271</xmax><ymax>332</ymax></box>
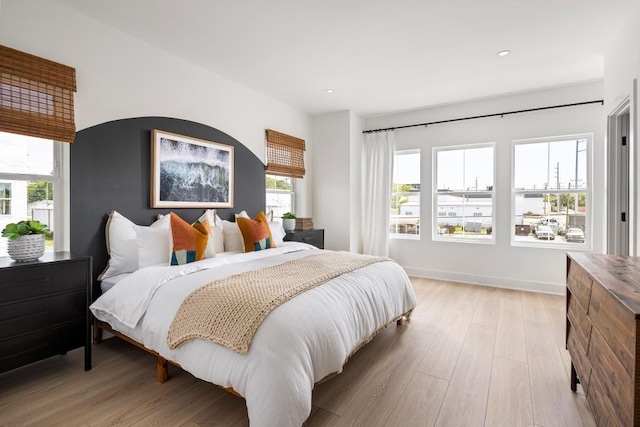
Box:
<box><xmin>567</xmin><ymin>325</ymin><xmax>592</xmax><ymax>394</ymax></box>
<box><xmin>0</xmin><ymin>320</ymin><xmax>85</xmax><ymax>373</ymax></box>
<box><xmin>588</xmin><ymin>370</ymin><xmax>625</xmax><ymax>427</ymax></box>
<box><xmin>0</xmin><ymin>260</ymin><xmax>87</xmax><ymax>303</ymax></box>
<box><xmin>0</xmin><ymin>289</ymin><xmax>85</xmax><ymax>339</ymax></box>
<box><xmin>567</xmin><ymin>260</ymin><xmax>592</xmax><ymax>312</ymax></box>
<box><xmin>284</xmin><ymin>230</ymin><xmax>324</xmax><ymax>249</ymax></box>
<box><xmin>567</xmin><ymin>293</ymin><xmax>592</xmax><ymax>354</ymax></box>
<box><xmin>588</xmin><ymin>280</ymin><xmax>636</xmax><ymax>378</ymax></box>
<box><xmin>588</xmin><ymin>328</ymin><xmax>633</xmax><ymax>426</ymax></box>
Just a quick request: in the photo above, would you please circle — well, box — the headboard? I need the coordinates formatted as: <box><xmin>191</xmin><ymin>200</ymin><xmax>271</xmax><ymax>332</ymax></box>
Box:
<box><xmin>70</xmin><ymin>117</ymin><xmax>266</xmax><ymax>288</ymax></box>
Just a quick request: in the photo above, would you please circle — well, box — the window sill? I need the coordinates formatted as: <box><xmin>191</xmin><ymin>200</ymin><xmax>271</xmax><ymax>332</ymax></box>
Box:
<box><xmin>390</xmin><ymin>233</ymin><xmax>420</xmax><ymax>241</ymax></box>
<box><xmin>433</xmin><ymin>236</ymin><xmax>495</xmax><ymax>244</ymax></box>
<box><xmin>511</xmin><ymin>240</ymin><xmax>592</xmax><ymax>250</ymax></box>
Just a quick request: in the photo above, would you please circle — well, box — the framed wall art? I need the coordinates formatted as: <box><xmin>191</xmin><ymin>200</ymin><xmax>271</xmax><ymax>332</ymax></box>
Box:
<box><xmin>151</xmin><ymin>130</ymin><xmax>234</xmax><ymax>208</ymax></box>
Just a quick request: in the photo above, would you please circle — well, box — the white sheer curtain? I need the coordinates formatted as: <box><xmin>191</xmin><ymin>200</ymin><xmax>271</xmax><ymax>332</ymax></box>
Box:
<box><xmin>362</xmin><ymin>130</ymin><xmax>395</xmax><ymax>256</ymax></box>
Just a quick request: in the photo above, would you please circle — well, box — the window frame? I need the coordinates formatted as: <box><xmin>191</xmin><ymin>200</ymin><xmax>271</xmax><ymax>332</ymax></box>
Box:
<box><xmin>510</xmin><ymin>133</ymin><xmax>592</xmax><ymax>249</ymax></box>
<box><xmin>432</xmin><ymin>142</ymin><xmax>496</xmax><ymax>244</ymax></box>
<box><xmin>390</xmin><ymin>149</ymin><xmax>421</xmax><ymax>240</ymax></box>
<box><xmin>0</xmin><ymin>136</ymin><xmax>64</xmax><ymax>252</ymax></box>
<box><xmin>265</xmin><ymin>173</ymin><xmax>295</xmax><ymax>219</ymax></box>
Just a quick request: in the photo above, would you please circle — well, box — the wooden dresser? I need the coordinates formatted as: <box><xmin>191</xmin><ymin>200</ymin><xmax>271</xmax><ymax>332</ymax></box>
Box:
<box><xmin>0</xmin><ymin>252</ymin><xmax>92</xmax><ymax>374</ymax></box>
<box><xmin>566</xmin><ymin>252</ymin><xmax>640</xmax><ymax>426</ymax></box>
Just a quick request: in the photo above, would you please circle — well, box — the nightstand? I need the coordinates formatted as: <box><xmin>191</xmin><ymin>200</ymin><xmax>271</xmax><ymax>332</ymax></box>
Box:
<box><xmin>0</xmin><ymin>252</ymin><xmax>92</xmax><ymax>373</ymax></box>
<box><xmin>283</xmin><ymin>229</ymin><xmax>324</xmax><ymax>249</ymax></box>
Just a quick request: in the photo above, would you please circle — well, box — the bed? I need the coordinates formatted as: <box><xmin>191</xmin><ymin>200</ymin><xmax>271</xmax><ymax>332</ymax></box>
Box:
<box><xmin>71</xmin><ymin>118</ymin><xmax>416</xmax><ymax>426</ymax></box>
<box><xmin>90</xmin><ymin>237</ymin><xmax>415</xmax><ymax>426</ymax></box>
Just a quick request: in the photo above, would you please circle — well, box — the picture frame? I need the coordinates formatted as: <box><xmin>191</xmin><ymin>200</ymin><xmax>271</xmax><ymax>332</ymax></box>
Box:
<box><xmin>151</xmin><ymin>130</ymin><xmax>234</xmax><ymax>208</ymax></box>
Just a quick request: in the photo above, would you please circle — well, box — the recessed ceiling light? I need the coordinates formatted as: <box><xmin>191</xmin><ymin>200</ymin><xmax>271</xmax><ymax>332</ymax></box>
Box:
<box><xmin>325</xmin><ymin>89</ymin><xmax>334</xmax><ymax>94</ymax></box>
<box><xmin>497</xmin><ymin>50</ymin><xmax>511</xmax><ymax>57</ymax></box>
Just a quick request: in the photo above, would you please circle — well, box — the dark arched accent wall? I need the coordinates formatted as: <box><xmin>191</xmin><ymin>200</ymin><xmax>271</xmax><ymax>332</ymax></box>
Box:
<box><xmin>70</xmin><ymin>117</ymin><xmax>266</xmax><ymax>283</ymax></box>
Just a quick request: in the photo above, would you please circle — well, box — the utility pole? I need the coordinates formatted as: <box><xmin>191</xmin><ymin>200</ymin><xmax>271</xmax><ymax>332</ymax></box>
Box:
<box><xmin>555</xmin><ymin>162</ymin><xmax>560</xmax><ymax>213</ymax></box>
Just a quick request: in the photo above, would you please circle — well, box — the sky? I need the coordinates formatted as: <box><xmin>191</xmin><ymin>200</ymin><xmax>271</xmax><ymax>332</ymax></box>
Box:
<box><xmin>0</xmin><ymin>131</ymin><xmax>53</xmax><ymax>175</ymax></box>
<box><xmin>514</xmin><ymin>139</ymin><xmax>587</xmax><ymax>190</ymax></box>
<box><xmin>394</xmin><ymin>138</ymin><xmax>588</xmax><ymax>192</ymax></box>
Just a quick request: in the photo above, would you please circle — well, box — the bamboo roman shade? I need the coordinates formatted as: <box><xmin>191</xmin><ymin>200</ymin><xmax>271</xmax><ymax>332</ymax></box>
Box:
<box><xmin>265</xmin><ymin>129</ymin><xmax>306</xmax><ymax>178</ymax></box>
<box><xmin>0</xmin><ymin>44</ymin><xmax>77</xmax><ymax>143</ymax></box>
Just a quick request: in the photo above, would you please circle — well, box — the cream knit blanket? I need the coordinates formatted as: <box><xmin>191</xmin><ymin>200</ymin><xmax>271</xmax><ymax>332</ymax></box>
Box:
<box><xmin>166</xmin><ymin>251</ymin><xmax>388</xmax><ymax>354</ymax></box>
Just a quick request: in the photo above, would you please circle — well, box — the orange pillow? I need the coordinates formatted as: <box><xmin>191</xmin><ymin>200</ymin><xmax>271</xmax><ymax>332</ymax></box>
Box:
<box><xmin>236</xmin><ymin>211</ymin><xmax>276</xmax><ymax>252</ymax></box>
<box><xmin>169</xmin><ymin>212</ymin><xmax>209</xmax><ymax>265</ymax></box>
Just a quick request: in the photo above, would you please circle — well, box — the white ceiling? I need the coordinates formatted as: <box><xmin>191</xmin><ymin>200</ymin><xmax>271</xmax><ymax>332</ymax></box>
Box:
<box><xmin>55</xmin><ymin>0</ymin><xmax>638</xmax><ymax>117</ymax></box>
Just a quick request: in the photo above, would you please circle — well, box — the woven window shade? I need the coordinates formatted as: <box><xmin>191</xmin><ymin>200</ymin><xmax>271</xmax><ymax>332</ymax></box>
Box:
<box><xmin>265</xmin><ymin>129</ymin><xmax>306</xmax><ymax>178</ymax></box>
<box><xmin>0</xmin><ymin>45</ymin><xmax>77</xmax><ymax>143</ymax></box>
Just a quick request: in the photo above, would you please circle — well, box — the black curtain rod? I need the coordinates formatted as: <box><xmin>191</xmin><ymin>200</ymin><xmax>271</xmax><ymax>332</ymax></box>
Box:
<box><xmin>362</xmin><ymin>99</ymin><xmax>604</xmax><ymax>134</ymax></box>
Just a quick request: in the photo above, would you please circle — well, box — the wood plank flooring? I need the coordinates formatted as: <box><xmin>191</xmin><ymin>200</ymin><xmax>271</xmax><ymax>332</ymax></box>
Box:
<box><xmin>0</xmin><ymin>278</ymin><xmax>595</xmax><ymax>426</ymax></box>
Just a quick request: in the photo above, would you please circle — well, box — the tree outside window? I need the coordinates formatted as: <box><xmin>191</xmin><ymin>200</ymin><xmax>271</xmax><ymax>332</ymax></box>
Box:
<box><xmin>390</xmin><ymin>150</ymin><xmax>420</xmax><ymax>238</ymax></box>
<box><xmin>265</xmin><ymin>174</ymin><xmax>294</xmax><ymax>219</ymax></box>
<box><xmin>0</xmin><ymin>132</ymin><xmax>58</xmax><ymax>256</ymax></box>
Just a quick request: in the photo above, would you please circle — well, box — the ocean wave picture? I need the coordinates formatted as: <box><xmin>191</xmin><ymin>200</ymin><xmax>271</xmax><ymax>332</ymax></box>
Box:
<box><xmin>152</xmin><ymin>131</ymin><xmax>234</xmax><ymax>208</ymax></box>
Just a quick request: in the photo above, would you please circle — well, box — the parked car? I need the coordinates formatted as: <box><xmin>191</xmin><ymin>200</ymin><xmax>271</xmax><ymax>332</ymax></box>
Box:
<box><xmin>538</xmin><ymin>218</ymin><xmax>565</xmax><ymax>235</ymax></box>
<box><xmin>535</xmin><ymin>225</ymin><xmax>555</xmax><ymax>240</ymax></box>
<box><xmin>565</xmin><ymin>228</ymin><xmax>586</xmax><ymax>243</ymax></box>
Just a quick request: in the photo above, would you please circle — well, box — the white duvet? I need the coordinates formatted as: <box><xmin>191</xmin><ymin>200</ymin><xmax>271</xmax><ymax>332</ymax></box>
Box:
<box><xmin>90</xmin><ymin>243</ymin><xmax>416</xmax><ymax>427</ymax></box>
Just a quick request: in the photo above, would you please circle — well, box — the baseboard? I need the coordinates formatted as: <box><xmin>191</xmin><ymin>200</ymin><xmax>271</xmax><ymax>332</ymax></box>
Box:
<box><xmin>402</xmin><ymin>265</ymin><xmax>566</xmax><ymax>296</ymax></box>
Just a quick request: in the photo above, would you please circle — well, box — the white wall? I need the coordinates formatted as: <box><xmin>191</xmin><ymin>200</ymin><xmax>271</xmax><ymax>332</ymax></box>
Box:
<box><xmin>603</xmin><ymin>5</ymin><xmax>640</xmax><ymax>253</ymax></box>
<box><xmin>0</xmin><ymin>0</ymin><xmax>313</xmax><ymax>251</ymax></box>
<box><xmin>365</xmin><ymin>82</ymin><xmax>605</xmax><ymax>294</ymax></box>
<box><xmin>311</xmin><ymin>110</ymin><xmax>363</xmax><ymax>251</ymax></box>
<box><xmin>312</xmin><ymin>112</ymin><xmax>351</xmax><ymax>250</ymax></box>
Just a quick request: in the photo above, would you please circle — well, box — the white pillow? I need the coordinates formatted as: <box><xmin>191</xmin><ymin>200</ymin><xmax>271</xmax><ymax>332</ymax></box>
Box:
<box><xmin>135</xmin><ymin>215</ymin><xmax>171</xmax><ymax>268</ymax></box>
<box><xmin>213</xmin><ymin>215</ymin><xmax>224</xmax><ymax>253</ymax></box>
<box><xmin>98</xmin><ymin>211</ymin><xmax>137</xmax><ymax>280</ymax></box>
<box><xmin>203</xmin><ymin>209</ymin><xmax>225</xmax><ymax>255</ymax></box>
<box><xmin>222</xmin><ymin>219</ymin><xmax>244</xmax><ymax>252</ymax></box>
<box><xmin>269</xmin><ymin>221</ymin><xmax>286</xmax><ymax>245</ymax></box>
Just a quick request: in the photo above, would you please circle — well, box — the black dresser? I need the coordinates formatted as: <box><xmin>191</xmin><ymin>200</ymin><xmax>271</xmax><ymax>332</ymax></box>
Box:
<box><xmin>0</xmin><ymin>252</ymin><xmax>92</xmax><ymax>373</ymax></box>
<box><xmin>284</xmin><ymin>229</ymin><xmax>324</xmax><ymax>249</ymax></box>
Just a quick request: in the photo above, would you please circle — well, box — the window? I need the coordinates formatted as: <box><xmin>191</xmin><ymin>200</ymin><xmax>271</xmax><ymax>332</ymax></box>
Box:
<box><xmin>0</xmin><ymin>183</ymin><xmax>11</xmax><ymax>215</ymax></box>
<box><xmin>390</xmin><ymin>150</ymin><xmax>420</xmax><ymax>238</ymax></box>
<box><xmin>266</xmin><ymin>174</ymin><xmax>294</xmax><ymax>219</ymax></box>
<box><xmin>434</xmin><ymin>144</ymin><xmax>494</xmax><ymax>241</ymax></box>
<box><xmin>513</xmin><ymin>134</ymin><xmax>590</xmax><ymax>246</ymax></box>
<box><xmin>0</xmin><ymin>132</ymin><xmax>60</xmax><ymax>256</ymax></box>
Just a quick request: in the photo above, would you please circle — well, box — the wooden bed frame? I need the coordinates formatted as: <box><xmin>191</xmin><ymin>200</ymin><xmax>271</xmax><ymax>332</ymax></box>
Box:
<box><xmin>93</xmin><ymin>309</ymin><xmax>414</xmax><ymax>395</ymax></box>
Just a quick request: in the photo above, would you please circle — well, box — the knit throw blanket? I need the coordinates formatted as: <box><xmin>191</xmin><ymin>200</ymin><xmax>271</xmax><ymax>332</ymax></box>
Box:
<box><xmin>166</xmin><ymin>251</ymin><xmax>388</xmax><ymax>354</ymax></box>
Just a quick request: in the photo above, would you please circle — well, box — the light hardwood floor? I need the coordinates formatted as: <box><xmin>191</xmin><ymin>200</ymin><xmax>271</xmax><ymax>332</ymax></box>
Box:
<box><xmin>0</xmin><ymin>278</ymin><xmax>596</xmax><ymax>426</ymax></box>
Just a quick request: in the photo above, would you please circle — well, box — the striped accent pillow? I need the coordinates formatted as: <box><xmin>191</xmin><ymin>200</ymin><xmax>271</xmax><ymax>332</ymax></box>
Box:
<box><xmin>169</xmin><ymin>212</ymin><xmax>210</xmax><ymax>265</ymax></box>
<box><xmin>236</xmin><ymin>211</ymin><xmax>276</xmax><ymax>252</ymax></box>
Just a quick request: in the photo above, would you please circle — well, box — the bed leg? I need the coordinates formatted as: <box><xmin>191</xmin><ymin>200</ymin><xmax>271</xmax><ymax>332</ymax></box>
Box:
<box><xmin>397</xmin><ymin>309</ymin><xmax>414</xmax><ymax>326</ymax></box>
<box><xmin>93</xmin><ymin>324</ymin><xmax>103</xmax><ymax>344</ymax></box>
<box><xmin>157</xmin><ymin>356</ymin><xmax>169</xmax><ymax>383</ymax></box>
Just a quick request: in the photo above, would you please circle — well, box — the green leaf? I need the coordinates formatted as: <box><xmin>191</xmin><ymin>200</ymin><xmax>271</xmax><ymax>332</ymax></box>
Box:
<box><xmin>2</xmin><ymin>220</ymin><xmax>50</xmax><ymax>240</ymax></box>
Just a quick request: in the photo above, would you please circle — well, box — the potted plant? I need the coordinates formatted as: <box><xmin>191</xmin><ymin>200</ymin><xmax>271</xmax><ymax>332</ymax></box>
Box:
<box><xmin>2</xmin><ymin>220</ymin><xmax>50</xmax><ymax>262</ymax></box>
<box><xmin>282</xmin><ymin>212</ymin><xmax>297</xmax><ymax>231</ymax></box>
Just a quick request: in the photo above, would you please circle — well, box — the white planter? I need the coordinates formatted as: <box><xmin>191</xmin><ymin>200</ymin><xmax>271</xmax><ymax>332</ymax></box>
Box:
<box><xmin>282</xmin><ymin>218</ymin><xmax>296</xmax><ymax>231</ymax></box>
<box><xmin>7</xmin><ymin>234</ymin><xmax>45</xmax><ymax>262</ymax></box>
